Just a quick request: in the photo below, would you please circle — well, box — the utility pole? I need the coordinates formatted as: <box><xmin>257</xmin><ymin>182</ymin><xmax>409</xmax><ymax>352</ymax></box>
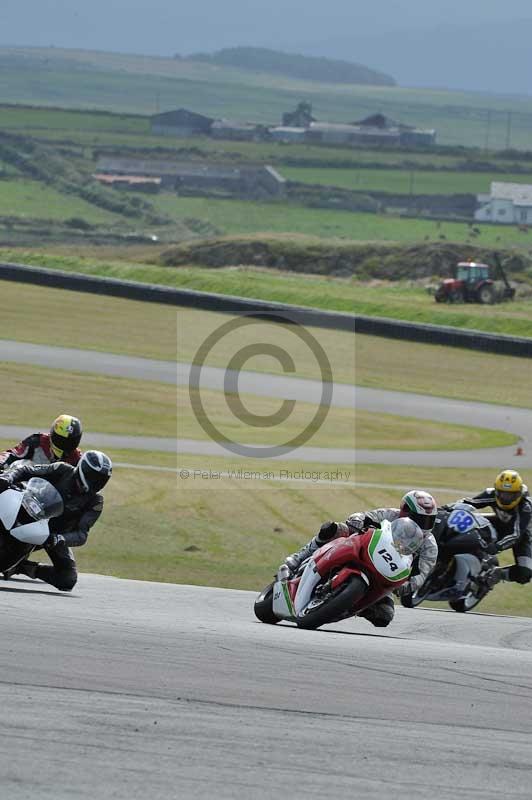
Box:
<box><xmin>505</xmin><ymin>111</ymin><xmax>512</xmax><ymax>150</ymax></box>
<box><xmin>484</xmin><ymin>109</ymin><xmax>492</xmax><ymax>151</ymax></box>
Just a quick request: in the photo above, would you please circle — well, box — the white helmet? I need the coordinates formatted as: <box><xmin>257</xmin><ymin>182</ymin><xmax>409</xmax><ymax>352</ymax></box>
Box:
<box><xmin>400</xmin><ymin>490</ymin><xmax>437</xmax><ymax>531</ymax></box>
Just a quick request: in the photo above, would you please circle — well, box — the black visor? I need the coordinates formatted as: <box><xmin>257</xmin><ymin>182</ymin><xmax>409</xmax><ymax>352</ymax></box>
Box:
<box><xmin>410</xmin><ymin>511</ymin><xmax>436</xmax><ymax>531</ymax></box>
<box><xmin>51</xmin><ymin>428</ymin><xmax>81</xmax><ymax>453</ymax></box>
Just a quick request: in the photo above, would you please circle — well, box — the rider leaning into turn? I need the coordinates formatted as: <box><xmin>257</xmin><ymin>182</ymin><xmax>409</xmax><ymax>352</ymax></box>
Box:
<box><xmin>0</xmin><ymin>414</ymin><xmax>83</xmax><ymax>470</ymax></box>
<box><xmin>460</xmin><ymin>469</ymin><xmax>532</xmax><ymax>585</ymax></box>
<box><xmin>0</xmin><ymin>451</ymin><xmax>112</xmax><ymax>592</ymax></box>
<box><xmin>283</xmin><ymin>490</ymin><xmax>439</xmax><ymax>627</ymax></box>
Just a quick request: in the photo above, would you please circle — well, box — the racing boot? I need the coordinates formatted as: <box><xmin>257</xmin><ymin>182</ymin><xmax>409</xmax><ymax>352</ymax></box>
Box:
<box><xmin>284</xmin><ymin>539</ymin><xmax>319</xmax><ymax>574</ymax></box>
<box><xmin>284</xmin><ymin>521</ymin><xmax>338</xmax><ymax>574</ymax></box>
<box><xmin>3</xmin><ymin>560</ymin><xmax>38</xmax><ymax>581</ymax></box>
<box><xmin>478</xmin><ymin>556</ymin><xmax>503</xmax><ymax>589</ymax></box>
<box><xmin>16</xmin><ymin>560</ymin><xmax>38</xmax><ymax>579</ymax></box>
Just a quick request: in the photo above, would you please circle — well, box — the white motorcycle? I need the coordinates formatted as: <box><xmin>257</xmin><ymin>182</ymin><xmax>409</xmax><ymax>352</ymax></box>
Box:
<box><xmin>0</xmin><ymin>478</ymin><xmax>64</xmax><ymax>577</ymax></box>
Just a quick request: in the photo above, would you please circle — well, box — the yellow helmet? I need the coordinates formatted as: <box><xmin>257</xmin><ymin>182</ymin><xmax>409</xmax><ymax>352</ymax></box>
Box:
<box><xmin>50</xmin><ymin>414</ymin><xmax>82</xmax><ymax>459</ymax></box>
<box><xmin>494</xmin><ymin>470</ymin><xmax>523</xmax><ymax>510</ymax></box>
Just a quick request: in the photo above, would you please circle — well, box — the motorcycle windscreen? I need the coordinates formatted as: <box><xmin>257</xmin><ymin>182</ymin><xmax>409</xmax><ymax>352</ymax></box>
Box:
<box><xmin>0</xmin><ymin>488</ymin><xmax>24</xmax><ymax>531</ymax></box>
<box><xmin>22</xmin><ymin>478</ymin><xmax>64</xmax><ymax>520</ymax></box>
<box><xmin>9</xmin><ymin>518</ymin><xmax>50</xmax><ymax>545</ymax></box>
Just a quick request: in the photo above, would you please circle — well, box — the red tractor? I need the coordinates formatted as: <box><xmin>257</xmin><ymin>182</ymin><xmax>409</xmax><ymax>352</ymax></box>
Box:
<box><xmin>434</xmin><ymin>256</ymin><xmax>515</xmax><ymax>304</ymax></box>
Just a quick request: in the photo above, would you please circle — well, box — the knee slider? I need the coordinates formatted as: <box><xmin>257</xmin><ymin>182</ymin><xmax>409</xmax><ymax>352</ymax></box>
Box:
<box><xmin>371</xmin><ymin>617</ymin><xmax>392</xmax><ymax>628</ymax></box>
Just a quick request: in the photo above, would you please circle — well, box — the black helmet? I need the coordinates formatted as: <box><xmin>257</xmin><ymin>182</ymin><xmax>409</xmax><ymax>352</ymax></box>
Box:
<box><xmin>75</xmin><ymin>450</ymin><xmax>112</xmax><ymax>493</ymax></box>
<box><xmin>50</xmin><ymin>414</ymin><xmax>82</xmax><ymax>459</ymax></box>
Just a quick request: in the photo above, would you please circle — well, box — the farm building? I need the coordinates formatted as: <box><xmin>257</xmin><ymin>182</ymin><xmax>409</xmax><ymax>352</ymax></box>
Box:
<box><xmin>93</xmin><ymin>174</ymin><xmax>161</xmax><ymax>191</ymax></box>
<box><xmin>210</xmin><ymin>119</ymin><xmax>267</xmax><ymax>141</ymax></box>
<box><xmin>150</xmin><ymin>109</ymin><xmax>214</xmax><ymax>136</ymax></box>
<box><xmin>270</xmin><ymin>126</ymin><xmax>307</xmax><ymax>143</ymax></box>
<box><xmin>282</xmin><ymin>102</ymin><xmax>315</xmax><ymax>127</ymax></box>
<box><xmin>305</xmin><ymin>122</ymin><xmax>401</xmax><ymax>146</ymax></box>
<box><xmin>95</xmin><ymin>156</ymin><xmax>285</xmax><ymax>198</ymax></box>
<box><xmin>475</xmin><ymin>182</ymin><xmax>532</xmax><ymax>225</ymax></box>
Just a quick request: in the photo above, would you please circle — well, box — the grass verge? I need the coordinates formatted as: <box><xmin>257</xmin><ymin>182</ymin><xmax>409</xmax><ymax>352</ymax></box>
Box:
<box><xmin>0</xmin><ymin>363</ymin><xmax>175</xmax><ymax>437</ymax></box>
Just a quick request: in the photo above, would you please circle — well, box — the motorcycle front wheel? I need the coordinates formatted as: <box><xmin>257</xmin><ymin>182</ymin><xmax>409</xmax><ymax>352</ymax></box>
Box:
<box><xmin>399</xmin><ymin>586</ymin><xmax>428</xmax><ymax>608</ymax></box>
<box><xmin>296</xmin><ymin>575</ymin><xmax>367</xmax><ymax>631</ymax></box>
<box><xmin>254</xmin><ymin>582</ymin><xmax>279</xmax><ymax>624</ymax></box>
<box><xmin>449</xmin><ymin>590</ymin><xmax>487</xmax><ymax>613</ymax></box>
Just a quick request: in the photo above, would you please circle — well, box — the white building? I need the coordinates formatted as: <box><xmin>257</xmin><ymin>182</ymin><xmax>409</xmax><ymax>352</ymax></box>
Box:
<box><xmin>475</xmin><ymin>181</ymin><xmax>532</xmax><ymax>225</ymax></box>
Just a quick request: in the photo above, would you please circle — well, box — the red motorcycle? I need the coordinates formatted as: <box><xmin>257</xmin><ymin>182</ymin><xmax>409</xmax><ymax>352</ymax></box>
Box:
<box><xmin>254</xmin><ymin>519</ymin><xmax>420</xmax><ymax>630</ymax></box>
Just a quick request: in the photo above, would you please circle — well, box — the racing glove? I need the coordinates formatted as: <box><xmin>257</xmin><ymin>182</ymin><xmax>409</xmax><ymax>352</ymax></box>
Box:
<box><xmin>0</xmin><ymin>475</ymin><xmax>12</xmax><ymax>493</ymax></box>
<box><xmin>396</xmin><ymin>574</ymin><xmax>423</xmax><ymax>597</ymax></box>
<box><xmin>45</xmin><ymin>533</ymin><xmax>66</xmax><ymax>550</ymax></box>
<box><xmin>508</xmin><ymin>565</ymin><xmax>532</xmax><ymax>584</ymax></box>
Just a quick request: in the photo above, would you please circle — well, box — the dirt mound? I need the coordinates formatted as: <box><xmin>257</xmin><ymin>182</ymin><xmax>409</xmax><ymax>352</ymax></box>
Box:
<box><xmin>160</xmin><ymin>235</ymin><xmax>531</xmax><ymax>281</ymax></box>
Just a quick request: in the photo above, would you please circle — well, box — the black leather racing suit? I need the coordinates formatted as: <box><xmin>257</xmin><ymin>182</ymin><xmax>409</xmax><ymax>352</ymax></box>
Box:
<box><xmin>461</xmin><ymin>488</ymin><xmax>532</xmax><ymax>584</ymax></box>
<box><xmin>6</xmin><ymin>461</ymin><xmax>104</xmax><ymax>591</ymax></box>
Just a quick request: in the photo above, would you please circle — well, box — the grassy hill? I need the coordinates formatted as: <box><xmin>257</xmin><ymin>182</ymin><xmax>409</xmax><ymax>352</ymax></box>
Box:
<box><xmin>187</xmin><ymin>46</ymin><xmax>395</xmax><ymax>86</ymax></box>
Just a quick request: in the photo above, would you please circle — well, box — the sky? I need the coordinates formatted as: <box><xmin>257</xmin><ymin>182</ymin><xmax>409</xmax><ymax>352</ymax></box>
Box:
<box><xmin>2</xmin><ymin>0</ymin><xmax>532</xmax><ymax>94</ymax></box>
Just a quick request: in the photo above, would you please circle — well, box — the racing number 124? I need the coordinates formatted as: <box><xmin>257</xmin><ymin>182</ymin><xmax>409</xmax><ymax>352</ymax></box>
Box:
<box><xmin>378</xmin><ymin>548</ymin><xmax>398</xmax><ymax>572</ymax></box>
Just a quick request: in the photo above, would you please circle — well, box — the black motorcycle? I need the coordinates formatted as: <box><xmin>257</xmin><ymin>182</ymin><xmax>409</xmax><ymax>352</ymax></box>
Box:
<box><xmin>400</xmin><ymin>504</ymin><xmax>501</xmax><ymax>613</ymax></box>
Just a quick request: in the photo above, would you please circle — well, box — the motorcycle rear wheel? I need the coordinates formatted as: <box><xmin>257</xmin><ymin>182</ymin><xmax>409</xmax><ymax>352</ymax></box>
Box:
<box><xmin>296</xmin><ymin>575</ymin><xmax>367</xmax><ymax>630</ymax></box>
<box><xmin>254</xmin><ymin>582</ymin><xmax>279</xmax><ymax>624</ymax></box>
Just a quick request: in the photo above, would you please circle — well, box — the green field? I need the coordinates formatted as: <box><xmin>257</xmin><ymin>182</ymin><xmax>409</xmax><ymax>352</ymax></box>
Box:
<box><xmin>1</xmin><ymin>363</ymin><xmax>174</xmax><ymax>437</ymax></box>
<box><xmin>283</xmin><ymin>166</ymin><xmax>532</xmax><ymax>195</ymax></box>
<box><xmin>149</xmin><ymin>195</ymin><xmax>532</xmax><ymax>248</ymax></box>
<box><xmin>0</xmin><ymin>178</ymin><xmax>124</xmax><ymax>223</ymax></box>
<box><xmin>3</xmin><ymin>46</ymin><xmax>532</xmax><ymax>149</ymax></box>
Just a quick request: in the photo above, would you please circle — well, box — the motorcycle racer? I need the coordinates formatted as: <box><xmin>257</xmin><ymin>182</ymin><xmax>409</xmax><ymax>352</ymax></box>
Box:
<box><xmin>282</xmin><ymin>490</ymin><xmax>438</xmax><ymax>627</ymax></box>
<box><xmin>0</xmin><ymin>451</ymin><xmax>112</xmax><ymax>591</ymax></box>
<box><xmin>459</xmin><ymin>470</ymin><xmax>532</xmax><ymax>585</ymax></box>
<box><xmin>0</xmin><ymin>414</ymin><xmax>83</xmax><ymax>470</ymax></box>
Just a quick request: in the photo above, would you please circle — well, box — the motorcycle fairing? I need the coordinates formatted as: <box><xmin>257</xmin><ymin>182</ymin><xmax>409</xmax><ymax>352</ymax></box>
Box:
<box><xmin>367</xmin><ymin>523</ymin><xmax>412</xmax><ymax>582</ymax></box>
<box><xmin>272</xmin><ymin>579</ymin><xmax>296</xmax><ymax>619</ymax></box>
<box><xmin>9</xmin><ymin>518</ymin><xmax>50</xmax><ymax>545</ymax></box>
<box><xmin>0</xmin><ymin>488</ymin><xmax>23</xmax><ymax>531</ymax></box>
<box><xmin>294</xmin><ymin>559</ymin><xmax>322</xmax><ymax>615</ymax></box>
<box><xmin>0</xmin><ymin>489</ymin><xmax>50</xmax><ymax>545</ymax></box>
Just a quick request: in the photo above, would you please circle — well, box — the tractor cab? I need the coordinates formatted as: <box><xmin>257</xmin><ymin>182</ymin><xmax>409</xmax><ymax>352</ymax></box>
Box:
<box><xmin>456</xmin><ymin>262</ymin><xmax>490</xmax><ymax>283</ymax></box>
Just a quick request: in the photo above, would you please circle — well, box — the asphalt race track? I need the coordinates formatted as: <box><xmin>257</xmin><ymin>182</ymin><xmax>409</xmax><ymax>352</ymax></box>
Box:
<box><xmin>1</xmin><ymin>576</ymin><xmax>531</xmax><ymax>799</ymax></box>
